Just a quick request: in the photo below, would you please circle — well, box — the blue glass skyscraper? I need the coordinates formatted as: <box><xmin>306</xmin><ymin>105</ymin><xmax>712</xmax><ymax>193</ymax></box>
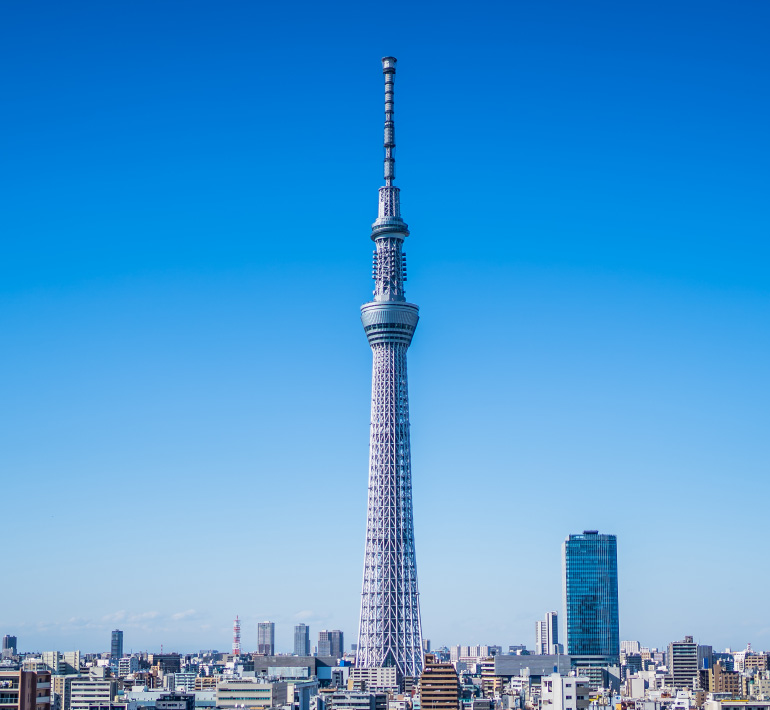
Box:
<box><xmin>563</xmin><ymin>530</ymin><xmax>619</xmax><ymax>664</ymax></box>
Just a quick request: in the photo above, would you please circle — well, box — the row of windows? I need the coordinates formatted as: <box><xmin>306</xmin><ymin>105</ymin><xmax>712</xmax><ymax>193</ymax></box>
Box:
<box><xmin>365</xmin><ymin>322</ymin><xmax>413</xmax><ymax>332</ymax></box>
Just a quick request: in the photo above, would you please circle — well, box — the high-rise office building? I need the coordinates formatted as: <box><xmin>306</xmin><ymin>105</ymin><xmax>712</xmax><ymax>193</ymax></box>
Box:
<box><xmin>2</xmin><ymin>636</ymin><xmax>17</xmax><ymax>655</ymax></box>
<box><xmin>110</xmin><ymin>630</ymin><xmax>123</xmax><ymax>660</ymax></box>
<box><xmin>668</xmin><ymin>636</ymin><xmax>698</xmax><ymax>689</ymax></box>
<box><xmin>294</xmin><ymin>624</ymin><xmax>310</xmax><ymax>657</ymax></box>
<box><xmin>563</xmin><ymin>530</ymin><xmax>619</xmax><ymax>682</ymax></box>
<box><xmin>318</xmin><ymin>630</ymin><xmax>344</xmax><ymax>659</ymax></box>
<box><xmin>536</xmin><ymin>612</ymin><xmax>559</xmax><ymax>655</ymax></box>
<box><xmin>355</xmin><ymin>56</ymin><xmax>424</xmax><ymax>682</ymax></box>
<box><xmin>257</xmin><ymin>622</ymin><xmax>275</xmax><ymax>656</ymax></box>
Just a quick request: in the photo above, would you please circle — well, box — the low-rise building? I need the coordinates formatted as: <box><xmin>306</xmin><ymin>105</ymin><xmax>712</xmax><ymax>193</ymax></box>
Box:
<box><xmin>215</xmin><ymin>679</ymin><xmax>287</xmax><ymax>710</ymax></box>
<box><xmin>117</xmin><ymin>659</ymin><xmax>139</xmax><ymax>678</ymax></box>
<box><xmin>541</xmin><ymin>673</ymin><xmax>589</xmax><ymax>710</ymax></box>
<box><xmin>348</xmin><ymin>668</ymin><xmax>398</xmax><ymax>694</ymax></box>
<box><xmin>326</xmin><ymin>691</ymin><xmax>387</xmax><ymax>710</ymax></box>
<box><xmin>70</xmin><ymin>679</ymin><xmax>117</xmax><ymax>710</ymax></box>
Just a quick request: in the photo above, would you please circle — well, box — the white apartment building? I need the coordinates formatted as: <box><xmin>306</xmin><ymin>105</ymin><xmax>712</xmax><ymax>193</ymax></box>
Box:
<box><xmin>172</xmin><ymin>674</ymin><xmax>196</xmax><ymax>693</ymax></box>
<box><xmin>349</xmin><ymin>667</ymin><xmax>398</xmax><ymax>693</ymax></box>
<box><xmin>70</xmin><ymin>680</ymin><xmax>117</xmax><ymax>710</ymax></box>
<box><xmin>117</xmin><ymin>658</ymin><xmax>138</xmax><ymax>677</ymax></box>
<box><xmin>541</xmin><ymin>674</ymin><xmax>590</xmax><ymax>710</ymax></box>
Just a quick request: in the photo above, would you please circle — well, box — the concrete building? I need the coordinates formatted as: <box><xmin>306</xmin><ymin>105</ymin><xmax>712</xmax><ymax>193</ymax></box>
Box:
<box><xmin>536</xmin><ymin>613</ymin><xmax>559</xmax><ymax>656</ymax></box>
<box><xmin>493</xmin><ymin>654</ymin><xmax>572</xmax><ymax>681</ymax></box>
<box><xmin>111</xmin><ymin>632</ymin><xmax>123</xmax><ymax>663</ymax></box>
<box><xmin>41</xmin><ymin>653</ymin><xmax>80</xmax><ymax>676</ymax></box>
<box><xmin>621</xmin><ymin>642</ymin><xmax>641</xmax><ymax>655</ymax></box>
<box><xmin>69</xmin><ymin>679</ymin><xmax>117</xmax><ymax>710</ymax></box>
<box><xmin>257</xmin><ymin>623</ymin><xmax>275</xmax><ymax>656</ymax></box>
<box><xmin>704</xmin><ymin>702</ymin><xmax>770</xmax><ymax>710</ymax></box>
<box><xmin>155</xmin><ymin>692</ymin><xmax>194</xmax><ymax>710</ymax></box>
<box><xmin>170</xmin><ymin>674</ymin><xmax>196</xmax><ymax>693</ymax></box>
<box><xmin>746</xmin><ymin>657</ymin><xmax>770</xmax><ymax>673</ymax></box>
<box><xmin>117</xmin><ymin>658</ymin><xmax>139</xmax><ymax>678</ymax></box>
<box><xmin>295</xmin><ymin>625</ymin><xmax>311</xmax><ymax>657</ymax></box>
<box><xmin>327</xmin><ymin>691</ymin><xmax>387</xmax><ymax>710</ymax></box>
<box><xmin>216</xmin><ymin>679</ymin><xmax>287</xmax><ymax>709</ymax></box>
<box><xmin>318</xmin><ymin>631</ymin><xmax>344</xmax><ymax>659</ymax></box>
<box><xmin>348</xmin><ymin>668</ymin><xmax>398</xmax><ymax>693</ymax></box>
<box><xmin>287</xmin><ymin>679</ymin><xmax>319</xmax><ymax>710</ymax></box>
<box><xmin>419</xmin><ymin>654</ymin><xmax>460</xmax><ymax>710</ymax></box>
<box><xmin>51</xmin><ymin>675</ymin><xmax>81</xmax><ymax>710</ymax></box>
<box><xmin>749</xmin><ymin>672</ymin><xmax>770</xmax><ymax>700</ymax></box>
<box><xmin>706</xmin><ymin>662</ymin><xmax>748</xmax><ymax>698</ymax></box>
<box><xmin>541</xmin><ymin>673</ymin><xmax>590</xmax><ymax>710</ymax></box>
<box><xmin>251</xmin><ymin>655</ymin><xmax>339</xmax><ymax>680</ymax></box>
<box><xmin>0</xmin><ymin>670</ymin><xmax>51</xmax><ymax>710</ymax></box>
<box><xmin>668</xmin><ymin>637</ymin><xmax>699</xmax><ymax>689</ymax></box>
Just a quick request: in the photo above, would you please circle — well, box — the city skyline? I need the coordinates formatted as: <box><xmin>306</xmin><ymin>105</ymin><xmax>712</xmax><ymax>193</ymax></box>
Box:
<box><xmin>2</xmin><ymin>1</ymin><xmax>769</xmax><ymax>653</ymax></box>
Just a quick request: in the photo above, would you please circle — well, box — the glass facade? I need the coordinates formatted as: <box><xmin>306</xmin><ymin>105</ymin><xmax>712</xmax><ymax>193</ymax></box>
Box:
<box><xmin>563</xmin><ymin>531</ymin><xmax>619</xmax><ymax>659</ymax></box>
<box><xmin>111</xmin><ymin>630</ymin><xmax>123</xmax><ymax>660</ymax></box>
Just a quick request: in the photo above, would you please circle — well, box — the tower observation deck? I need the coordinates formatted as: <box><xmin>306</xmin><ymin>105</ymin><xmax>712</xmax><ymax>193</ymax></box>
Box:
<box><xmin>356</xmin><ymin>56</ymin><xmax>424</xmax><ymax>680</ymax></box>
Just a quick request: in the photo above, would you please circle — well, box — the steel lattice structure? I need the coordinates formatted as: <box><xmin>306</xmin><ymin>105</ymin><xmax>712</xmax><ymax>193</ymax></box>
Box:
<box><xmin>356</xmin><ymin>56</ymin><xmax>424</xmax><ymax>680</ymax></box>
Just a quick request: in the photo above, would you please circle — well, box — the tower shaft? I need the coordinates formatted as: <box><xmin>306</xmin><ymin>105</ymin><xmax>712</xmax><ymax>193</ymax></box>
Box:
<box><xmin>357</xmin><ymin>56</ymin><xmax>423</xmax><ymax>680</ymax></box>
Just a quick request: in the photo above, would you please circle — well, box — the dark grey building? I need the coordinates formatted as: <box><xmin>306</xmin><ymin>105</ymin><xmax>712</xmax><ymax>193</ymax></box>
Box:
<box><xmin>295</xmin><ymin>624</ymin><xmax>310</xmax><ymax>657</ymax></box>
<box><xmin>257</xmin><ymin>622</ymin><xmax>275</xmax><ymax>656</ymax></box>
<box><xmin>318</xmin><ymin>630</ymin><xmax>343</xmax><ymax>659</ymax></box>
<box><xmin>2</xmin><ymin>636</ymin><xmax>17</xmax><ymax>654</ymax></box>
<box><xmin>493</xmin><ymin>654</ymin><xmax>572</xmax><ymax>680</ymax></box>
<box><xmin>156</xmin><ymin>693</ymin><xmax>195</xmax><ymax>710</ymax></box>
<box><xmin>111</xmin><ymin>630</ymin><xmax>123</xmax><ymax>660</ymax></box>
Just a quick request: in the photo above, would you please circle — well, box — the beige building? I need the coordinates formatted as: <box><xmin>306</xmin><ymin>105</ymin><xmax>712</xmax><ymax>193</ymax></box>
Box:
<box><xmin>194</xmin><ymin>677</ymin><xmax>217</xmax><ymax>691</ymax></box>
<box><xmin>216</xmin><ymin>679</ymin><xmax>287</xmax><ymax>710</ymax></box>
<box><xmin>51</xmin><ymin>676</ymin><xmax>82</xmax><ymax>710</ymax></box>
<box><xmin>746</xmin><ymin>658</ymin><xmax>770</xmax><ymax>673</ymax></box>
<box><xmin>708</xmin><ymin>662</ymin><xmax>748</xmax><ymax>698</ymax></box>
<box><xmin>419</xmin><ymin>654</ymin><xmax>460</xmax><ymax>710</ymax></box>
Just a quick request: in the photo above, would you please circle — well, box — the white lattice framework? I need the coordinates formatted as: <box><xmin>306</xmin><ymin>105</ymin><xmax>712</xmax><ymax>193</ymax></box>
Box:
<box><xmin>356</xmin><ymin>56</ymin><xmax>424</xmax><ymax>681</ymax></box>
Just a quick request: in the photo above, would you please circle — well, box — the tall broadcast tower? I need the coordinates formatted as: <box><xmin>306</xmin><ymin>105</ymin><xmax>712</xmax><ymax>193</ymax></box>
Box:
<box><xmin>356</xmin><ymin>56</ymin><xmax>424</xmax><ymax>680</ymax></box>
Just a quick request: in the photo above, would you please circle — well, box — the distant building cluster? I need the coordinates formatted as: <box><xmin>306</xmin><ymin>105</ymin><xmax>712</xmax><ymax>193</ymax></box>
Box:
<box><xmin>3</xmin><ymin>530</ymin><xmax>767</xmax><ymax>710</ymax></box>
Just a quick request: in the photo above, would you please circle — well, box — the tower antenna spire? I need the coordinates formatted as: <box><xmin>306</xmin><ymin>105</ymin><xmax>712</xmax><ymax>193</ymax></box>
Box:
<box><xmin>372</xmin><ymin>57</ymin><xmax>408</xmax><ymax>243</ymax></box>
<box><xmin>382</xmin><ymin>56</ymin><xmax>396</xmax><ymax>186</ymax></box>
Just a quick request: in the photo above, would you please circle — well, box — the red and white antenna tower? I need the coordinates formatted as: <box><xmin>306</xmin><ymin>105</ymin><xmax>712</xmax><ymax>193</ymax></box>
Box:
<box><xmin>232</xmin><ymin>615</ymin><xmax>241</xmax><ymax>656</ymax></box>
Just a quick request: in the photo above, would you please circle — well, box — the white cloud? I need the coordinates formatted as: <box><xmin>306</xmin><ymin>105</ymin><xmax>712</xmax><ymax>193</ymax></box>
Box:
<box><xmin>171</xmin><ymin>609</ymin><xmax>197</xmax><ymax>621</ymax></box>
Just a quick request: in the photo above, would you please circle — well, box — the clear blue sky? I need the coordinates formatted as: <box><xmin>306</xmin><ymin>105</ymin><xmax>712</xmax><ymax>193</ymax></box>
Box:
<box><xmin>2</xmin><ymin>0</ymin><xmax>768</xmax><ymax>655</ymax></box>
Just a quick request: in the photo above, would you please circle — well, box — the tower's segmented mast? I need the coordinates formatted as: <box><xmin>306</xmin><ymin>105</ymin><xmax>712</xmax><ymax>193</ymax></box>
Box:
<box><xmin>357</xmin><ymin>56</ymin><xmax>424</xmax><ymax>681</ymax></box>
